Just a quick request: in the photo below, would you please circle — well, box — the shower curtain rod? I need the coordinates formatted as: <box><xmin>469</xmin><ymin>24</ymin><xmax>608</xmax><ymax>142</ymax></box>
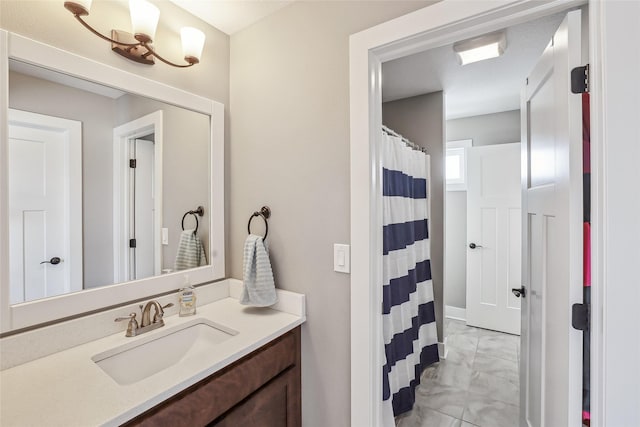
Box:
<box><xmin>382</xmin><ymin>125</ymin><xmax>428</xmax><ymax>153</ymax></box>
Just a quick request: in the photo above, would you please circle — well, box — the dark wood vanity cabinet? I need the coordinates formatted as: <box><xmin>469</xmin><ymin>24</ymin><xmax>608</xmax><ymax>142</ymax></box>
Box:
<box><xmin>124</xmin><ymin>326</ymin><xmax>301</xmax><ymax>427</ymax></box>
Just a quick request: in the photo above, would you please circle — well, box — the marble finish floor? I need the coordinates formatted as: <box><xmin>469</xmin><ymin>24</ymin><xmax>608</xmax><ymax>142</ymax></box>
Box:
<box><xmin>396</xmin><ymin>319</ymin><xmax>521</xmax><ymax>427</ymax></box>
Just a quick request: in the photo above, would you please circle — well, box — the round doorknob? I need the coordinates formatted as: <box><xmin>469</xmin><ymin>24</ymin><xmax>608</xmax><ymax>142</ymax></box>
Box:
<box><xmin>469</xmin><ymin>243</ymin><xmax>483</xmax><ymax>249</ymax></box>
<box><xmin>40</xmin><ymin>257</ymin><xmax>62</xmax><ymax>265</ymax></box>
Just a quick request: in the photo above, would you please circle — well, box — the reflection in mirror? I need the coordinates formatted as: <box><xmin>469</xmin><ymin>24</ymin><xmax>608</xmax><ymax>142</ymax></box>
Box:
<box><xmin>8</xmin><ymin>60</ymin><xmax>211</xmax><ymax>304</ymax></box>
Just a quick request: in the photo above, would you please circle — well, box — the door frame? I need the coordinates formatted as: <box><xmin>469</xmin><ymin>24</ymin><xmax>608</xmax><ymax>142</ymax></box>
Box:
<box><xmin>112</xmin><ymin>110</ymin><xmax>163</xmax><ymax>283</ymax></box>
<box><xmin>8</xmin><ymin>109</ymin><xmax>83</xmax><ymax>299</ymax></box>
<box><xmin>349</xmin><ymin>0</ymin><xmax>636</xmax><ymax>426</ymax></box>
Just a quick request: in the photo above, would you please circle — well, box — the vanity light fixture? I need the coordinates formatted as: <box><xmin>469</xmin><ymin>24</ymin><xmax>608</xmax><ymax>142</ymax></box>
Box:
<box><xmin>453</xmin><ymin>31</ymin><xmax>506</xmax><ymax>65</ymax></box>
<box><xmin>63</xmin><ymin>0</ymin><xmax>205</xmax><ymax>68</ymax></box>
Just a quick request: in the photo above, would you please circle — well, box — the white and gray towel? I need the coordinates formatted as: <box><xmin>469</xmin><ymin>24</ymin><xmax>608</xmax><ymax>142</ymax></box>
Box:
<box><xmin>241</xmin><ymin>234</ymin><xmax>278</xmax><ymax>306</ymax></box>
<box><xmin>174</xmin><ymin>229</ymin><xmax>207</xmax><ymax>271</ymax></box>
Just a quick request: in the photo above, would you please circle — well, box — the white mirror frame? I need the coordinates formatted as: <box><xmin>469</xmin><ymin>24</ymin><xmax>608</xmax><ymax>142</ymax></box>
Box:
<box><xmin>0</xmin><ymin>31</ymin><xmax>225</xmax><ymax>333</ymax></box>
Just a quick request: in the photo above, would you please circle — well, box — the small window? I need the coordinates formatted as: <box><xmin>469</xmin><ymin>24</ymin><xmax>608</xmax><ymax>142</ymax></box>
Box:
<box><xmin>446</xmin><ymin>139</ymin><xmax>472</xmax><ymax>191</ymax></box>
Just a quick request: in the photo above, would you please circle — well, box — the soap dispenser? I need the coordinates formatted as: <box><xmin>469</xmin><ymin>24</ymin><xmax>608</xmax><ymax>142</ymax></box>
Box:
<box><xmin>178</xmin><ymin>274</ymin><xmax>197</xmax><ymax>316</ymax></box>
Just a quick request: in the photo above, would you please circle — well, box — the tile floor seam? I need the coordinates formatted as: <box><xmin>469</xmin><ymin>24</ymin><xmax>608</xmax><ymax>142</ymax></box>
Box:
<box><xmin>466</xmin><ymin>386</ymin><xmax>521</xmax><ymax>408</ymax></box>
<box><xmin>395</xmin><ymin>319</ymin><xmax>520</xmax><ymax>427</ymax></box>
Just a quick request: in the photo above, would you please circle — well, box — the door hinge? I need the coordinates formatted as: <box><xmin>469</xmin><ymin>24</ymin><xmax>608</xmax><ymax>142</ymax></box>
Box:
<box><xmin>571</xmin><ymin>303</ymin><xmax>589</xmax><ymax>331</ymax></box>
<box><xmin>571</xmin><ymin>64</ymin><xmax>589</xmax><ymax>94</ymax></box>
<box><xmin>129</xmin><ymin>159</ymin><xmax>137</xmax><ymax>168</ymax></box>
<box><xmin>129</xmin><ymin>238</ymin><xmax>137</xmax><ymax>248</ymax></box>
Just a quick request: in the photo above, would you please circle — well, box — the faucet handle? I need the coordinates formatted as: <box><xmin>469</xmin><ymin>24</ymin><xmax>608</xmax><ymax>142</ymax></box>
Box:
<box><xmin>115</xmin><ymin>312</ymin><xmax>139</xmax><ymax>337</ymax></box>
<box><xmin>153</xmin><ymin>303</ymin><xmax>174</xmax><ymax>323</ymax></box>
<box><xmin>114</xmin><ymin>312</ymin><xmax>137</xmax><ymax>322</ymax></box>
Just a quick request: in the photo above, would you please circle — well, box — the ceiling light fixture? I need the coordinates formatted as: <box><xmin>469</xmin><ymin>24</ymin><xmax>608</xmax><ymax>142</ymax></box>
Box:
<box><xmin>453</xmin><ymin>31</ymin><xmax>506</xmax><ymax>65</ymax></box>
<box><xmin>64</xmin><ymin>0</ymin><xmax>205</xmax><ymax>68</ymax></box>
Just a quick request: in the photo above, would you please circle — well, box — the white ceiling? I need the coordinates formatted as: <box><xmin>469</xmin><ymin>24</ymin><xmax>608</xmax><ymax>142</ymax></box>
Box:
<box><xmin>168</xmin><ymin>0</ymin><xmax>294</xmax><ymax>35</ymax></box>
<box><xmin>382</xmin><ymin>12</ymin><xmax>566</xmax><ymax>119</ymax></box>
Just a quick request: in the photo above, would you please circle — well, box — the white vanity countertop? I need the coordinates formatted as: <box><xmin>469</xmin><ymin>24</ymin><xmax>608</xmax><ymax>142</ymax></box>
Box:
<box><xmin>0</xmin><ymin>284</ymin><xmax>305</xmax><ymax>427</ymax></box>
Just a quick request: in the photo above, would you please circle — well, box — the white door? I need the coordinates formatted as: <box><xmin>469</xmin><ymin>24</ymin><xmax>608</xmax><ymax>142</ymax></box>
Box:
<box><xmin>466</xmin><ymin>143</ymin><xmax>521</xmax><ymax>335</ymax></box>
<box><xmin>8</xmin><ymin>109</ymin><xmax>83</xmax><ymax>304</ymax></box>
<box><xmin>520</xmin><ymin>10</ymin><xmax>583</xmax><ymax>427</ymax></box>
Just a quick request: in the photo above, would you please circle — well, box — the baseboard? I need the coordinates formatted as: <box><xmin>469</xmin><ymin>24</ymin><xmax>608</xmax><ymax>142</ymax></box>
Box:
<box><xmin>445</xmin><ymin>305</ymin><xmax>466</xmax><ymax>321</ymax></box>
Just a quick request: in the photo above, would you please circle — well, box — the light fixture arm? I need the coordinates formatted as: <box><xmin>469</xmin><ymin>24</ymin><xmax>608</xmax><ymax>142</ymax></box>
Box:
<box><xmin>73</xmin><ymin>14</ymin><xmax>141</xmax><ymax>47</ymax></box>
<box><xmin>140</xmin><ymin>43</ymin><xmax>196</xmax><ymax>68</ymax></box>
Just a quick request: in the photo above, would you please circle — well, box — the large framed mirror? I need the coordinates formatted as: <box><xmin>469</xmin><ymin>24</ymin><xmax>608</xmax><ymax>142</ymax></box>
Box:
<box><xmin>0</xmin><ymin>31</ymin><xmax>225</xmax><ymax>333</ymax></box>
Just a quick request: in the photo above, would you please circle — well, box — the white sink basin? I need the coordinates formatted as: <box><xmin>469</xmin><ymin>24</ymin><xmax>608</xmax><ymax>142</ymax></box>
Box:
<box><xmin>92</xmin><ymin>319</ymin><xmax>238</xmax><ymax>385</ymax></box>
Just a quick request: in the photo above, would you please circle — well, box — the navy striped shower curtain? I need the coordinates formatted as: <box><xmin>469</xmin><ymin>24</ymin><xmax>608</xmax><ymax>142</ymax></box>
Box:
<box><xmin>381</xmin><ymin>131</ymin><xmax>439</xmax><ymax>423</ymax></box>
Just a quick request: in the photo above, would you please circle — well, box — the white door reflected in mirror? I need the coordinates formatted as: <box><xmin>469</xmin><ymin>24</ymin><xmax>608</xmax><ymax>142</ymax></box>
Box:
<box><xmin>8</xmin><ymin>109</ymin><xmax>83</xmax><ymax>304</ymax></box>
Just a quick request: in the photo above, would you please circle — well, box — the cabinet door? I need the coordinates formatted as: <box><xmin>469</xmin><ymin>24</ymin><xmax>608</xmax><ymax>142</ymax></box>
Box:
<box><xmin>125</xmin><ymin>328</ymin><xmax>301</xmax><ymax>427</ymax></box>
<box><xmin>212</xmin><ymin>369</ymin><xmax>297</xmax><ymax>427</ymax></box>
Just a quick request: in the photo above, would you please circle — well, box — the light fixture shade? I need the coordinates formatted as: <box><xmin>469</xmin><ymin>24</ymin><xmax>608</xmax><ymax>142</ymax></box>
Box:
<box><xmin>453</xmin><ymin>31</ymin><xmax>506</xmax><ymax>65</ymax></box>
<box><xmin>181</xmin><ymin>27</ymin><xmax>206</xmax><ymax>64</ymax></box>
<box><xmin>75</xmin><ymin>0</ymin><xmax>93</xmax><ymax>11</ymax></box>
<box><xmin>130</xmin><ymin>0</ymin><xmax>160</xmax><ymax>43</ymax></box>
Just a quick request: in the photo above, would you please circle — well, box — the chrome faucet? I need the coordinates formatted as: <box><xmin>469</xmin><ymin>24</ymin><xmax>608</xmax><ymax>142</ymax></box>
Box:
<box><xmin>115</xmin><ymin>300</ymin><xmax>174</xmax><ymax>337</ymax></box>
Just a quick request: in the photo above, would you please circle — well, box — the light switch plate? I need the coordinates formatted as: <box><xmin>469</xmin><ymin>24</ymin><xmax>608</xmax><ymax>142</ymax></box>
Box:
<box><xmin>161</xmin><ymin>228</ymin><xmax>169</xmax><ymax>245</ymax></box>
<box><xmin>334</xmin><ymin>244</ymin><xmax>350</xmax><ymax>273</ymax></box>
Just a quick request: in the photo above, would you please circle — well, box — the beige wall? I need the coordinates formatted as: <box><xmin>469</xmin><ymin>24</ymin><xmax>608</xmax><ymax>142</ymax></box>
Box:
<box><xmin>447</xmin><ymin>110</ymin><xmax>521</xmax><ymax>147</ymax></box>
<box><xmin>445</xmin><ymin>191</ymin><xmax>467</xmax><ymax>308</ymax></box>
<box><xmin>382</xmin><ymin>92</ymin><xmax>446</xmax><ymax>342</ymax></box>
<box><xmin>229</xmin><ymin>2</ymin><xmax>432</xmax><ymax>425</ymax></box>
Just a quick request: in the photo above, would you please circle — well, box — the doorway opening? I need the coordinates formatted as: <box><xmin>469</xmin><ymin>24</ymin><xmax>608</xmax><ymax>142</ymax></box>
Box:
<box><xmin>112</xmin><ymin>110</ymin><xmax>163</xmax><ymax>283</ymax></box>
<box><xmin>351</xmin><ymin>1</ymin><xmax>638</xmax><ymax>425</ymax></box>
<box><xmin>377</xmin><ymin>5</ymin><xmax>589</xmax><ymax>427</ymax></box>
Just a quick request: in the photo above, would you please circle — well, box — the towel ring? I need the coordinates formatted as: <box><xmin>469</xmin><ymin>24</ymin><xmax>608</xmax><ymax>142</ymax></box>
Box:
<box><xmin>247</xmin><ymin>206</ymin><xmax>271</xmax><ymax>240</ymax></box>
<box><xmin>182</xmin><ymin>206</ymin><xmax>204</xmax><ymax>234</ymax></box>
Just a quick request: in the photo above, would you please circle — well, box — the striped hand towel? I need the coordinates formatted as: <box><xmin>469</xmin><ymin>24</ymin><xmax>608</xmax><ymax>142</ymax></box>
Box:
<box><xmin>174</xmin><ymin>229</ymin><xmax>207</xmax><ymax>271</ymax></box>
<box><xmin>241</xmin><ymin>234</ymin><xmax>278</xmax><ymax>306</ymax></box>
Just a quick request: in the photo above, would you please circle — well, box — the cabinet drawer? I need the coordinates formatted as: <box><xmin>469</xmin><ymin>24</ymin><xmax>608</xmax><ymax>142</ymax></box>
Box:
<box><xmin>125</xmin><ymin>327</ymin><xmax>301</xmax><ymax>427</ymax></box>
